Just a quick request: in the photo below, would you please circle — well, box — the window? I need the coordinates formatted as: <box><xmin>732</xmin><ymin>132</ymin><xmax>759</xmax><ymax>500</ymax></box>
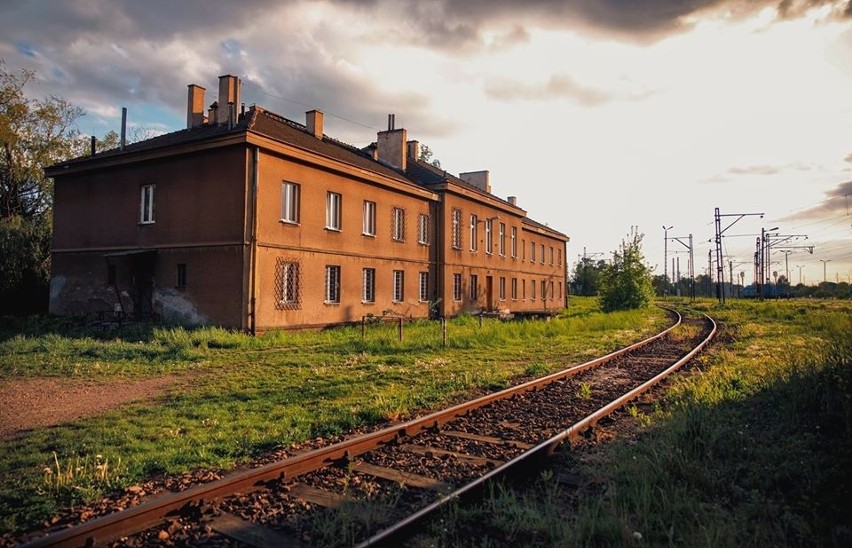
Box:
<box><xmin>362</xmin><ymin>268</ymin><xmax>375</xmax><ymax>303</ymax></box>
<box><xmin>522</xmin><ymin>239</ymin><xmax>526</xmax><ymax>260</ymax></box>
<box><xmin>469</xmin><ymin>214</ymin><xmax>478</xmax><ymax>252</ymax></box>
<box><xmin>470</xmin><ymin>274</ymin><xmax>478</xmax><ymax>301</ymax></box>
<box><xmin>326</xmin><ymin>192</ymin><xmax>342</xmax><ymax>230</ymax></box>
<box><xmin>392</xmin><ymin>207</ymin><xmax>405</xmax><ymax>241</ymax></box>
<box><xmin>363</xmin><ymin>200</ymin><xmax>376</xmax><ymax>236</ymax></box>
<box><xmin>499</xmin><ymin>223</ymin><xmax>506</xmax><ymax>256</ymax></box>
<box><xmin>511</xmin><ymin>278</ymin><xmax>517</xmax><ymax>300</ymax></box>
<box><xmin>176</xmin><ymin>264</ymin><xmax>187</xmax><ymax>288</ymax></box>
<box><xmin>452</xmin><ymin>208</ymin><xmax>462</xmax><ymax>249</ymax></box>
<box><xmin>558</xmin><ymin>281</ymin><xmax>562</xmax><ymax>299</ymax></box>
<box><xmin>276</xmin><ymin>259</ymin><xmax>301</xmax><ymax>309</ymax></box>
<box><xmin>139</xmin><ymin>184</ymin><xmax>155</xmax><ymax>224</ymax></box>
<box><xmin>325</xmin><ymin>265</ymin><xmax>341</xmax><ymax>303</ymax></box>
<box><xmin>530</xmin><ymin>241</ymin><xmax>535</xmax><ymax>263</ymax></box>
<box><xmin>550</xmin><ymin>280</ymin><xmax>554</xmax><ymax>299</ymax></box>
<box><xmin>419</xmin><ymin>272</ymin><xmax>429</xmax><ymax>301</ymax></box>
<box><xmin>499</xmin><ymin>277</ymin><xmax>506</xmax><ymax>300</ymax></box>
<box><xmin>522</xmin><ymin>279</ymin><xmax>526</xmax><ymax>300</ymax></box>
<box><xmin>418</xmin><ymin>214</ymin><xmax>430</xmax><ymax>245</ymax></box>
<box><xmin>531</xmin><ymin>278</ymin><xmax>536</xmax><ymax>300</ymax></box>
<box><xmin>540</xmin><ymin>244</ymin><xmax>545</xmax><ymax>264</ymax></box>
<box><xmin>393</xmin><ymin>270</ymin><xmax>405</xmax><ymax>302</ymax></box>
<box><xmin>281</xmin><ymin>182</ymin><xmax>300</xmax><ymax>223</ymax></box>
<box><xmin>511</xmin><ymin>227</ymin><xmax>517</xmax><ymax>258</ymax></box>
<box><xmin>485</xmin><ymin>219</ymin><xmax>493</xmax><ymax>255</ymax></box>
<box><xmin>557</xmin><ymin>248</ymin><xmax>562</xmax><ymax>266</ymax></box>
<box><xmin>549</xmin><ymin>246</ymin><xmax>554</xmax><ymax>265</ymax></box>
<box><xmin>453</xmin><ymin>273</ymin><xmax>462</xmax><ymax>301</ymax></box>
<box><xmin>541</xmin><ymin>280</ymin><xmax>547</xmax><ymax>300</ymax></box>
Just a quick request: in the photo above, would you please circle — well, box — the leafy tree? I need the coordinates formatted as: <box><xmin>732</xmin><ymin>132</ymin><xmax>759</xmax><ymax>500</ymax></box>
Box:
<box><xmin>419</xmin><ymin>144</ymin><xmax>441</xmax><ymax>168</ymax></box>
<box><xmin>570</xmin><ymin>257</ymin><xmax>606</xmax><ymax>296</ymax></box>
<box><xmin>0</xmin><ymin>62</ymin><xmax>85</xmax><ymax>314</ymax></box>
<box><xmin>598</xmin><ymin>231</ymin><xmax>654</xmax><ymax>312</ymax></box>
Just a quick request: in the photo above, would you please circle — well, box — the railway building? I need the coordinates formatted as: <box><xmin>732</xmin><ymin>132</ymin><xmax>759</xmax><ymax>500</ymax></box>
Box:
<box><xmin>46</xmin><ymin>75</ymin><xmax>568</xmax><ymax>332</ymax></box>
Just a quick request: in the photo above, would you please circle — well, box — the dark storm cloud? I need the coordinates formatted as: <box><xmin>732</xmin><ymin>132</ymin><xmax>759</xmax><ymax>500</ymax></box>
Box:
<box><xmin>792</xmin><ymin>180</ymin><xmax>852</xmax><ymax>219</ymax></box>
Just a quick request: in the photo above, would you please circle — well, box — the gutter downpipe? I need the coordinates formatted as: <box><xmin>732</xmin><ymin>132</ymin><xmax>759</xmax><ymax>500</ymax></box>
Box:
<box><xmin>249</xmin><ymin>147</ymin><xmax>259</xmax><ymax>335</ymax></box>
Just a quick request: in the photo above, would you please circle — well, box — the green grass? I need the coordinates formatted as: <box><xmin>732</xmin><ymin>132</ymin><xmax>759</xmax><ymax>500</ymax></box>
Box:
<box><xmin>0</xmin><ymin>297</ymin><xmax>669</xmax><ymax>534</ymax></box>
<box><xmin>430</xmin><ymin>298</ymin><xmax>852</xmax><ymax>546</ymax></box>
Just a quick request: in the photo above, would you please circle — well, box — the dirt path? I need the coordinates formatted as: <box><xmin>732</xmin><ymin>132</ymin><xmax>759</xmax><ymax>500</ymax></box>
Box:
<box><xmin>0</xmin><ymin>376</ymin><xmax>184</xmax><ymax>440</ymax></box>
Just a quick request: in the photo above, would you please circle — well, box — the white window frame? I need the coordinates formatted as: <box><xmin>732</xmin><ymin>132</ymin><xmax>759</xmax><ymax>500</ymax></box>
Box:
<box><xmin>281</xmin><ymin>182</ymin><xmax>300</xmax><ymax>224</ymax></box>
<box><xmin>419</xmin><ymin>272</ymin><xmax>429</xmax><ymax>302</ymax></box>
<box><xmin>418</xmin><ymin>214</ymin><xmax>430</xmax><ymax>245</ymax></box>
<box><xmin>326</xmin><ymin>192</ymin><xmax>342</xmax><ymax>231</ymax></box>
<box><xmin>362</xmin><ymin>200</ymin><xmax>376</xmax><ymax>236</ymax></box>
<box><xmin>139</xmin><ymin>184</ymin><xmax>155</xmax><ymax>224</ymax></box>
<box><xmin>469</xmin><ymin>214</ymin><xmax>478</xmax><ymax>252</ymax></box>
<box><xmin>485</xmin><ymin>219</ymin><xmax>493</xmax><ymax>255</ymax></box>
<box><xmin>453</xmin><ymin>273</ymin><xmax>462</xmax><ymax>301</ymax></box>
<box><xmin>511</xmin><ymin>278</ymin><xmax>518</xmax><ymax>300</ymax></box>
<box><xmin>279</xmin><ymin>261</ymin><xmax>299</xmax><ymax>306</ymax></box>
<box><xmin>325</xmin><ymin>265</ymin><xmax>341</xmax><ymax>304</ymax></box>
<box><xmin>362</xmin><ymin>267</ymin><xmax>375</xmax><ymax>303</ymax></box>
<box><xmin>499</xmin><ymin>223</ymin><xmax>506</xmax><ymax>256</ymax></box>
<box><xmin>499</xmin><ymin>277</ymin><xmax>506</xmax><ymax>300</ymax></box>
<box><xmin>393</xmin><ymin>270</ymin><xmax>405</xmax><ymax>302</ymax></box>
<box><xmin>392</xmin><ymin>207</ymin><xmax>405</xmax><ymax>242</ymax></box>
<box><xmin>511</xmin><ymin>227</ymin><xmax>517</xmax><ymax>258</ymax></box>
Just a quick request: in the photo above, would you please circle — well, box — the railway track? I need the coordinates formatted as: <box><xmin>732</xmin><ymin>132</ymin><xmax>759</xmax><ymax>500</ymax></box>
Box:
<box><xmin>25</xmin><ymin>307</ymin><xmax>716</xmax><ymax>547</ymax></box>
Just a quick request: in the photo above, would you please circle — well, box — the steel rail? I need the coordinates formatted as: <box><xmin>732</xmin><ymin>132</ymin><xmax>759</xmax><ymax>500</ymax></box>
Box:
<box><xmin>26</xmin><ymin>309</ymin><xmax>683</xmax><ymax>548</ymax></box>
<box><xmin>357</xmin><ymin>311</ymin><xmax>716</xmax><ymax>547</ymax></box>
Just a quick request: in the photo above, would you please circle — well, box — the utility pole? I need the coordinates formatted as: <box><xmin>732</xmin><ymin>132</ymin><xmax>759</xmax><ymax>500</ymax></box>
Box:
<box><xmin>715</xmin><ymin>208</ymin><xmax>764</xmax><ymax>304</ymax></box>
<box><xmin>820</xmin><ymin>259</ymin><xmax>831</xmax><ymax>283</ymax></box>
<box><xmin>796</xmin><ymin>265</ymin><xmax>804</xmax><ymax>284</ymax></box>
<box><xmin>663</xmin><ymin>225</ymin><xmax>673</xmax><ymax>289</ymax></box>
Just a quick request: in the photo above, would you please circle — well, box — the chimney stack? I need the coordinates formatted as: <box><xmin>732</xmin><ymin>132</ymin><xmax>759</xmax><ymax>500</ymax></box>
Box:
<box><xmin>306</xmin><ymin>110</ymin><xmax>324</xmax><ymax>139</ymax></box>
<box><xmin>407</xmin><ymin>140</ymin><xmax>420</xmax><ymax>160</ymax></box>
<box><xmin>459</xmin><ymin>170</ymin><xmax>491</xmax><ymax>194</ymax></box>
<box><xmin>376</xmin><ymin>114</ymin><xmax>407</xmax><ymax>171</ymax></box>
<box><xmin>187</xmin><ymin>84</ymin><xmax>206</xmax><ymax>128</ymax></box>
<box><xmin>217</xmin><ymin>75</ymin><xmax>240</xmax><ymax>126</ymax></box>
<box><xmin>508</xmin><ymin>196</ymin><xmax>517</xmax><ymax>206</ymax></box>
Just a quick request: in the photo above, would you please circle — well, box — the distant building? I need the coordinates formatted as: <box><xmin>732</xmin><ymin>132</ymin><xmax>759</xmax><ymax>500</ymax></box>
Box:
<box><xmin>46</xmin><ymin>75</ymin><xmax>569</xmax><ymax>332</ymax></box>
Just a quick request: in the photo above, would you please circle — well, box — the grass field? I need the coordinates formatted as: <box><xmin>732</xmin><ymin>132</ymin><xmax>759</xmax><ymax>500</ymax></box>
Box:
<box><xmin>0</xmin><ymin>298</ymin><xmax>667</xmax><ymax>535</ymax></box>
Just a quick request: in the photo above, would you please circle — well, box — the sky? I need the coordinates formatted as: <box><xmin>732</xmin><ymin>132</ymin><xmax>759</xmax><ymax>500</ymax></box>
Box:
<box><xmin>2</xmin><ymin>0</ymin><xmax>851</xmax><ymax>286</ymax></box>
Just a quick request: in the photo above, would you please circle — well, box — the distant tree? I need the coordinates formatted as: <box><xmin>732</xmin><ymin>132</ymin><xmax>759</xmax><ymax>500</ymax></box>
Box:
<box><xmin>570</xmin><ymin>257</ymin><xmax>606</xmax><ymax>296</ymax></box>
<box><xmin>419</xmin><ymin>144</ymin><xmax>441</xmax><ymax>168</ymax></box>
<box><xmin>598</xmin><ymin>231</ymin><xmax>654</xmax><ymax>312</ymax></box>
<box><xmin>0</xmin><ymin>62</ymin><xmax>87</xmax><ymax>314</ymax></box>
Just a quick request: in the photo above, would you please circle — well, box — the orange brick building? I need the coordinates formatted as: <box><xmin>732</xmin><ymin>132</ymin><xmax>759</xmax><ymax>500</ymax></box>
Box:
<box><xmin>47</xmin><ymin>75</ymin><xmax>568</xmax><ymax>332</ymax></box>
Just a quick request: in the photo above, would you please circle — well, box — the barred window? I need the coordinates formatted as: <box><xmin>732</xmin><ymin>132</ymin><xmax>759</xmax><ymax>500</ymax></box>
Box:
<box><xmin>451</xmin><ymin>208</ymin><xmax>462</xmax><ymax>249</ymax></box>
<box><xmin>393</xmin><ymin>270</ymin><xmax>405</xmax><ymax>302</ymax></box>
<box><xmin>469</xmin><ymin>214</ymin><xmax>478</xmax><ymax>252</ymax></box>
<box><xmin>325</xmin><ymin>265</ymin><xmax>341</xmax><ymax>304</ymax></box>
<box><xmin>419</xmin><ymin>272</ymin><xmax>429</xmax><ymax>301</ymax></box>
<box><xmin>453</xmin><ymin>273</ymin><xmax>462</xmax><ymax>301</ymax></box>
<box><xmin>392</xmin><ymin>207</ymin><xmax>406</xmax><ymax>241</ymax></box>
<box><xmin>275</xmin><ymin>258</ymin><xmax>301</xmax><ymax>309</ymax></box>
<box><xmin>418</xmin><ymin>214</ymin><xmax>430</xmax><ymax>245</ymax></box>
<box><xmin>362</xmin><ymin>268</ymin><xmax>375</xmax><ymax>303</ymax></box>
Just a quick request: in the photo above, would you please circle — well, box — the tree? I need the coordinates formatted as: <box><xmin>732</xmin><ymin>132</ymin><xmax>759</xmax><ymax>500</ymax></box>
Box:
<box><xmin>1</xmin><ymin>62</ymin><xmax>85</xmax><ymax>314</ymax></box>
<box><xmin>570</xmin><ymin>257</ymin><xmax>606</xmax><ymax>296</ymax></box>
<box><xmin>419</xmin><ymin>144</ymin><xmax>442</xmax><ymax>168</ymax></box>
<box><xmin>598</xmin><ymin>231</ymin><xmax>654</xmax><ymax>312</ymax></box>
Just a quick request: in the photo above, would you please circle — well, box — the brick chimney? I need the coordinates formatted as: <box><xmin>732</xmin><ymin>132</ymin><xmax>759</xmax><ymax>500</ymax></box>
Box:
<box><xmin>186</xmin><ymin>84</ymin><xmax>206</xmax><ymax>129</ymax></box>
<box><xmin>217</xmin><ymin>75</ymin><xmax>240</xmax><ymax>126</ymax></box>
<box><xmin>508</xmin><ymin>196</ymin><xmax>517</xmax><ymax>206</ymax></box>
<box><xmin>407</xmin><ymin>140</ymin><xmax>420</xmax><ymax>160</ymax></box>
<box><xmin>459</xmin><ymin>170</ymin><xmax>491</xmax><ymax>194</ymax></box>
<box><xmin>306</xmin><ymin>110</ymin><xmax>323</xmax><ymax>139</ymax></box>
<box><xmin>376</xmin><ymin>114</ymin><xmax>407</xmax><ymax>171</ymax></box>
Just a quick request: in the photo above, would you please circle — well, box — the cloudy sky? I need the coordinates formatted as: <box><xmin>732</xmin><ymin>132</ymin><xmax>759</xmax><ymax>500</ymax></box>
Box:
<box><xmin>2</xmin><ymin>0</ymin><xmax>851</xmax><ymax>286</ymax></box>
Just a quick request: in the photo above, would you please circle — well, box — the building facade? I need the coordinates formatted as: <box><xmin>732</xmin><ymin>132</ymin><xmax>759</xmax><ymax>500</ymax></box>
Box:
<box><xmin>47</xmin><ymin>75</ymin><xmax>568</xmax><ymax>332</ymax></box>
